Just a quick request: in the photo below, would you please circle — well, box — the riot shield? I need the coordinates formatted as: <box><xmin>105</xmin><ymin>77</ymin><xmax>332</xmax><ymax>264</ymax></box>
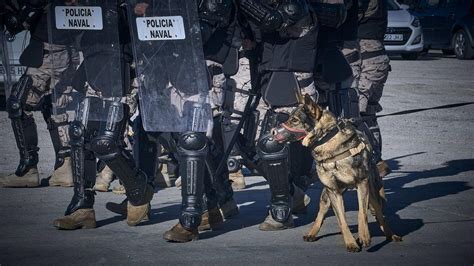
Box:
<box><xmin>0</xmin><ymin>29</ymin><xmax>29</xmax><ymax>99</ymax></box>
<box><xmin>127</xmin><ymin>0</ymin><xmax>212</xmax><ymax>132</ymax></box>
<box><xmin>47</xmin><ymin>0</ymin><xmax>125</xmax><ymax>121</ymax></box>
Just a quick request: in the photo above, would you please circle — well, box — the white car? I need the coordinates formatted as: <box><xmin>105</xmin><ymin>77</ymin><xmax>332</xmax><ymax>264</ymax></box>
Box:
<box><xmin>385</xmin><ymin>0</ymin><xmax>424</xmax><ymax>60</ymax></box>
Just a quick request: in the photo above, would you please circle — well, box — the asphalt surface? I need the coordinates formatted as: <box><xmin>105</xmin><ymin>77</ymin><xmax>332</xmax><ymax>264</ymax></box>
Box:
<box><xmin>0</xmin><ymin>52</ymin><xmax>473</xmax><ymax>265</ymax></box>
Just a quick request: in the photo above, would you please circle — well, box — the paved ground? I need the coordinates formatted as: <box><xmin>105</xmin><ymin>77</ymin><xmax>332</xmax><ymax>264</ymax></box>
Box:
<box><xmin>0</xmin><ymin>52</ymin><xmax>473</xmax><ymax>265</ymax></box>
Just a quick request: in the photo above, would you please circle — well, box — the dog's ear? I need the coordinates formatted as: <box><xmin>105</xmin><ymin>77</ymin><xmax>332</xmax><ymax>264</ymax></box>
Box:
<box><xmin>303</xmin><ymin>94</ymin><xmax>313</xmax><ymax>105</ymax></box>
<box><xmin>303</xmin><ymin>94</ymin><xmax>319</xmax><ymax>118</ymax></box>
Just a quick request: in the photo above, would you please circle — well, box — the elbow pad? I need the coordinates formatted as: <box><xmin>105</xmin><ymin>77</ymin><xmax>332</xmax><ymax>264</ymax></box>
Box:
<box><xmin>278</xmin><ymin>0</ymin><xmax>310</xmax><ymax>27</ymax></box>
<box><xmin>239</xmin><ymin>0</ymin><xmax>309</xmax><ymax>32</ymax></box>
<box><xmin>239</xmin><ymin>0</ymin><xmax>283</xmax><ymax>32</ymax></box>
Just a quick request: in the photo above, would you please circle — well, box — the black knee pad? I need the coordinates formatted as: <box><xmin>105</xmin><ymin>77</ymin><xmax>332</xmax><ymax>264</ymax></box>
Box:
<box><xmin>7</xmin><ymin>75</ymin><xmax>34</xmax><ymax>118</ymax></box>
<box><xmin>178</xmin><ymin>131</ymin><xmax>208</xmax><ymax>152</ymax></box>
<box><xmin>90</xmin><ymin>135</ymin><xmax>120</xmax><ymax>159</ymax></box>
<box><xmin>6</xmin><ymin>96</ymin><xmax>22</xmax><ymax>119</ymax></box>
<box><xmin>177</xmin><ymin>131</ymin><xmax>208</xmax><ymax>229</ymax></box>
<box><xmin>69</xmin><ymin>121</ymin><xmax>85</xmax><ymax>145</ymax></box>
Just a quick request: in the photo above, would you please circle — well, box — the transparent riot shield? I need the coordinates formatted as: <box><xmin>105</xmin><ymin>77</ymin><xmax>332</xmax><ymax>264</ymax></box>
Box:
<box><xmin>47</xmin><ymin>0</ymin><xmax>125</xmax><ymax>121</ymax></box>
<box><xmin>0</xmin><ymin>29</ymin><xmax>29</xmax><ymax>99</ymax></box>
<box><xmin>127</xmin><ymin>0</ymin><xmax>212</xmax><ymax>132</ymax></box>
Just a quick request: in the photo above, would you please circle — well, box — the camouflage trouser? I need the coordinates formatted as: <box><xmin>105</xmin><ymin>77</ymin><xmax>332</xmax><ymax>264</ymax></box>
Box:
<box><xmin>19</xmin><ymin>42</ymin><xmax>80</xmax><ymax>152</ymax></box>
<box><xmin>356</xmin><ymin>39</ymin><xmax>391</xmax><ymax>160</ymax></box>
<box><xmin>224</xmin><ymin>57</ymin><xmax>266</xmax><ymax>138</ymax></box>
<box><xmin>357</xmin><ymin>39</ymin><xmax>390</xmax><ymax>114</ymax></box>
<box><xmin>342</xmin><ymin>40</ymin><xmax>362</xmax><ymax>89</ymax></box>
<box><xmin>207</xmin><ymin>60</ymin><xmax>226</xmax><ymax>116</ymax></box>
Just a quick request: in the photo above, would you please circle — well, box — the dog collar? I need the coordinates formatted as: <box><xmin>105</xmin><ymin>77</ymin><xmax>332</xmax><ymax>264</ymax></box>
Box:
<box><xmin>308</xmin><ymin>126</ymin><xmax>340</xmax><ymax>149</ymax></box>
<box><xmin>307</xmin><ymin>119</ymin><xmax>348</xmax><ymax>149</ymax></box>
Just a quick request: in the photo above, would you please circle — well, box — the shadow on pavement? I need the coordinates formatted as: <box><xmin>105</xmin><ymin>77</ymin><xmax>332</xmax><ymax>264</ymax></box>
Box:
<box><xmin>304</xmin><ymin>157</ymin><xmax>473</xmax><ymax>252</ymax></box>
<box><xmin>378</xmin><ymin>102</ymin><xmax>474</xmax><ymax>118</ymax></box>
<box><xmin>96</xmin><ymin>215</ymin><xmax>125</xmax><ymax>228</ymax></box>
<box><xmin>200</xmin><ymin>187</ymin><xmax>274</xmax><ymax>240</ymax></box>
<box><xmin>368</xmin><ymin>158</ymin><xmax>474</xmax><ymax>251</ymax></box>
<box><xmin>95</xmin><ymin>204</ymin><xmax>183</xmax><ymax>228</ymax></box>
<box><xmin>95</xmin><ymin>157</ymin><xmax>473</xmax><ymax>246</ymax></box>
<box><xmin>384</xmin><ymin>152</ymin><xmax>426</xmax><ymax>171</ymax></box>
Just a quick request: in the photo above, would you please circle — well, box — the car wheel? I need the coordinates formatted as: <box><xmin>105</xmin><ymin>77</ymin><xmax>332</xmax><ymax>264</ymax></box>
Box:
<box><xmin>453</xmin><ymin>30</ymin><xmax>473</xmax><ymax>60</ymax></box>
<box><xmin>401</xmin><ymin>52</ymin><xmax>420</xmax><ymax>60</ymax></box>
<box><xmin>441</xmin><ymin>49</ymin><xmax>454</xmax><ymax>55</ymax></box>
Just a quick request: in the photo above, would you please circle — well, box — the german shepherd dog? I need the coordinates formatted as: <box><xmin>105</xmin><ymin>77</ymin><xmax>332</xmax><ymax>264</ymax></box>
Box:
<box><xmin>272</xmin><ymin>94</ymin><xmax>401</xmax><ymax>252</ymax></box>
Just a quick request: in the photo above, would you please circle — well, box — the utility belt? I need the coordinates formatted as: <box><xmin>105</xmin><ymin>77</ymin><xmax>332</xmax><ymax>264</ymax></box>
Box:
<box><xmin>361</xmin><ymin>49</ymin><xmax>386</xmax><ymax>60</ymax></box>
<box><xmin>345</xmin><ymin>51</ymin><xmax>361</xmax><ymax>64</ymax></box>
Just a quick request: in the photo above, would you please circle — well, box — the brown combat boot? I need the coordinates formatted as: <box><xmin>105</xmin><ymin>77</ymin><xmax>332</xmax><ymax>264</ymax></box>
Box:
<box><xmin>126</xmin><ymin>185</ymin><xmax>154</xmax><ymax>226</ymax></box>
<box><xmin>377</xmin><ymin>160</ymin><xmax>392</xmax><ymax>178</ymax></box>
<box><xmin>49</xmin><ymin>157</ymin><xmax>74</xmax><ymax>187</ymax></box>
<box><xmin>198</xmin><ymin>207</ymin><xmax>224</xmax><ymax>231</ymax></box>
<box><xmin>0</xmin><ymin>168</ymin><xmax>40</xmax><ymax>188</ymax></box>
<box><xmin>219</xmin><ymin>198</ymin><xmax>240</xmax><ymax>219</ymax></box>
<box><xmin>53</xmin><ymin>209</ymin><xmax>96</xmax><ymax>230</ymax></box>
<box><xmin>163</xmin><ymin>223</ymin><xmax>199</xmax><ymax>242</ymax></box>
<box><xmin>259</xmin><ymin>212</ymin><xmax>294</xmax><ymax>231</ymax></box>
<box><xmin>229</xmin><ymin>171</ymin><xmax>246</xmax><ymax>190</ymax></box>
<box><xmin>93</xmin><ymin>166</ymin><xmax>114</xmax><ymax>192</ymax></box>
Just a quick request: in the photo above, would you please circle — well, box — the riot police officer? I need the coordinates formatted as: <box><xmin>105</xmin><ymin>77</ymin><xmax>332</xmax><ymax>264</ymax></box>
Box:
<box><xmin>237</xmin><ymin>0</ymin><xmax>320</xmax><ymax>230</ymax></box>
<box><xmin>357</xmin><ymin>0</ymin><xmax>391</xmax><ymax>177</ymax></box>
<box><xmin>1</xmin><ymin>0</ymin><xmax>78</xmax><ymax>188</ymax></box>
<box><xmin>51</xmin><ymin>0</ymin><xmax>154</xmax><ymax>230</ymax></box>
<box><xmin>113</xmin><ymin>0</ymin><xmax>238</xmax><ymax>242</ymax></box>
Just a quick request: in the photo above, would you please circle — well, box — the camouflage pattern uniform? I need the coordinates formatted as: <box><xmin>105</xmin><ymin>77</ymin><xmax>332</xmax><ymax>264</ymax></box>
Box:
<box><xmin>22</xmin><ymin>43</ymin><xmax>79</xmax><ymax>156</ymax></box>
<box><xmin>342</xmin><ymin>40</ymin><xmax>362</xmax><ymax>89</ymax></box>
<box><xmin>357</xmin><ymin>39</ymin><xmax>390</xmax><ymax>162</ymax></box>
<box><xmin>229</xmin><ymin>57</ymin><xmax>266</xmax><ymax>136</ymax></box>
<box><xmin>2</xmin><ymin>40</ymin><xmax>79</xmax><ymax>187</ymax></box>
<box><xmin>356</xmin><ymin>0</ymin><xmax>390</xmax><ymax>164</ymax></box>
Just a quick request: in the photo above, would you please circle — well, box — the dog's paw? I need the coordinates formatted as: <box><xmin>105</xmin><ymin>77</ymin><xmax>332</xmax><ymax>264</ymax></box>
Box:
<box><xmin>346</xmin><ymin>242</ymin><xmax>361</xmax><ymax>253</ymax></box>
<box><xmin>390</xmin><ymin>234</ymin><xmax>403</xmax><ymax>242</ymax></box>
<box><xmin>303</xmin><ymin>235</ymin><xmax>318</xmax><ymax>242</ymax></box>
<box><xmin>357</xmin><ymin>237</ymin><xmax>371</xmax><ymax>248</ymax></box>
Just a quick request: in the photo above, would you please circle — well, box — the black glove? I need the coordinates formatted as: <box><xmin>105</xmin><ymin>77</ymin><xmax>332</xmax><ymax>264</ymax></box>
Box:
<box><xmin>4</xmin><ymin>12</ymin><xmax>25</xmax><ymax>35</ymax></box>
<box><xmin>199</xmin><ymin>0</ymin><xmax>233</xmax><ymax>27</ymax></box>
